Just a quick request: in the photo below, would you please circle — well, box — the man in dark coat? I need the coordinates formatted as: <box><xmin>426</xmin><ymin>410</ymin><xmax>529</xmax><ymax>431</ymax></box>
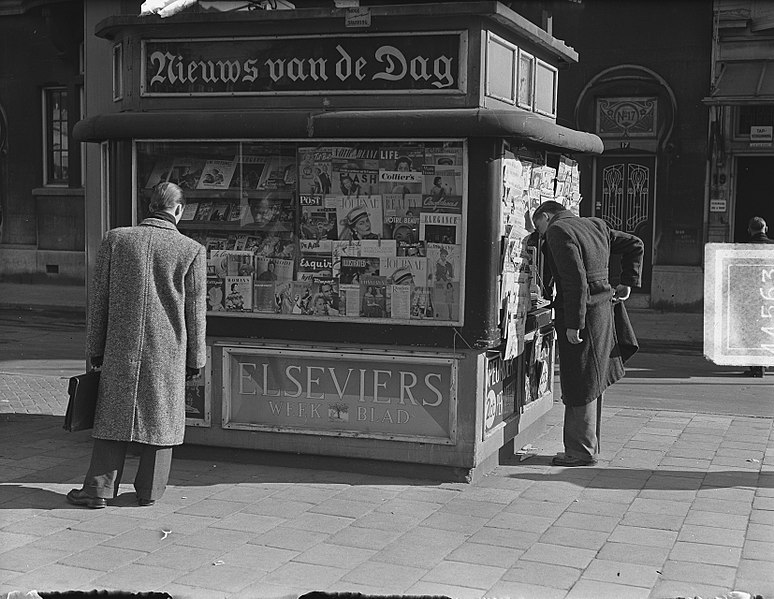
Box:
<box><xmin>67</xmin><ymin>182</ymin><xmax>207</xmax><ymax>508</ymax></box>
<box><xmin>533</xmin><ymin>201</ymin><xmax>644</xmax><ymax>466</ymax></box>
<box><xmin>746</xmin><ymin>216</ymin><xmax>773</xmax><ymax>377</ymax></box>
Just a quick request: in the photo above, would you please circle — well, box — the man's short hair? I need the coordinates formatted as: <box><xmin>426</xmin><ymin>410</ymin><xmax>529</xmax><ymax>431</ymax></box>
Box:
<box><xmin>748</xmin><ymin>216</ymin><xmax>767</xmax><ymax>232</ymax></box>
<box><xmin>532</xmin><ymin>200</ymin><xmax>566</xmax><ymax>220</ymax></box>
<box><xmin>149</xmin><ymin>182</ymin><xmax>185</xmax><ymax>212</ymax></box>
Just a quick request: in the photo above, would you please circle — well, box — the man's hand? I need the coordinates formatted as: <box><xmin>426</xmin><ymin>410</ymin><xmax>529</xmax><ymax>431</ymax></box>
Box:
<box><xmin>185</xmin><ymin>367</ymin><xmax>200</xmax><ymax>381</ymax></box>
<box><xmin>566</xmin><ymin>329</ymin><xmax>583</xmax><ymax>344</ymax></box>
<box><xmin>90</xmin><ymin>356</ymin><xmax>103</xmax><ymax>368</ymax></box>
<box><xmin>613</xmin><ymin>285</ymin><xmax>631</xmax><ymax>303</ymax></box>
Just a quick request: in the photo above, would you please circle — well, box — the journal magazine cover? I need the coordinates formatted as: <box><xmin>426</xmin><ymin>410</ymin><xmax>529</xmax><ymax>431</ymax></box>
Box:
<box><xmin>225</xmin><ymin>276</ymin><xmax>253</xmax><ymax>312</ymax></box>
<box><xmin>196</xmin><ymin>159</ymin><xmax>237</xmax><ymax>190</ymax></box>
<box><xmin>333</xmin><ymin>196</ymin><xmax>383</xmax><ymax>241</ymax></box>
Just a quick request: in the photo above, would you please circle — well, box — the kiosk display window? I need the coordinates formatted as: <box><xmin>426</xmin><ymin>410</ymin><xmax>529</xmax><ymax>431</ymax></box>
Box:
<box><xmin>135</xmin><ymin>139</ymin><xmax>467</xmax><ymax>325</ymax></box>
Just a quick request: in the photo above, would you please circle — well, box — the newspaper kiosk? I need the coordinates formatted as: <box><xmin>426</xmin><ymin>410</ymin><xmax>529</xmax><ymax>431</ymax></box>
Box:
<box><xmin>76</xmin><ymin>1</ymin><xmax>603</xmax><ymax>481</ymax></box>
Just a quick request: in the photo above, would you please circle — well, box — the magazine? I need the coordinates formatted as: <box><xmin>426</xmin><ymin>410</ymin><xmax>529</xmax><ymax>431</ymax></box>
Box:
<box><xmin>382</xmin><ymin>193</ymin><xmax>422</xmax><ymax>241</ymax></box>
<box><xmin>206</xmin><ymin>275</ymin><xmax>225</xmax><ymax>312</ymax></box>
<box><xmin>410</xmin><ymin>285</ymin><xmax>435</xmax><ymax>320</ymax></box>
<box><xmin>297</xmin><ymin>147</ymin><xmax>335</xmax><ymax>195</ymax></box>
<box><xmin>338</xmin><ymin>284</ymin><xmax>361</xmax><ymax>317</ymax></box>
<box><xmin>434</xmin><ymin>280</ymin><xmax>459</xmax><ymax>321</ymax></box>
<box><xmin>225</xmin><ymin>276</ymin><xmax>253</xmax><ymax>311</ymax></box>
<box><xmin>359</xmin><ymin>275</ymin><xmax>388</xmax><ymax>318</ymax></box>
<box><xmin>310</xmin><ymin>277</ymin><xmax>341</xmax><ymax>316</ymax></box>
<box><xmin>262</xmin><ymin>155</ymin><xmax>296</xmax><ymax>189</ymax></box>
<box><xmin>145</xmin><ymin>159</ymin><xmax>172</xmax><ymax>188</ymax></box>
<box><xmin>194</xmin><ymin>202</ymin><xmax>213</xmax><ymax>222</ymax></box>
<box><xmin>253</xmin><ymin>281</ymin><xmax>277</xmax><ymax>313</ymax></box>
<box><xmin>226</xmin><ymin>203</ymin><xmax>250</xmax><ymax>223</ymax></box>
<box><xmin>208</xmin><ymin>249</ymin><xmax>229</xmax><ymax>278</ymax></box>
<box><xmin>332</xmin><ymin>195</ymin><xmax>383</xmax><ymax>241</ymax></box>
<box><xmin>299</xmin><ymin>194</ymin><xmax>338</xmax><ymax>240</ymax></box>
<box><xmin>380</xmin><ymin>256</ymin><xmax>429</xmax><ymax>288</ymax></box>
<box><xmin>231</xmin><ymin>155</ymin><xmax>268</xmax><ymax>190</ymax></box>
<box><xmin>339</xmin><ymin>256</ymin><xmax>380</xmax><ymax>284</ymax></box>
<box><xmin>298</xmin><ymin>242</ymin><xmax>333</xmax><ymax>282</ymax></box>
<box><xmin>225</xmin><ymin>250</ymin><xmax>254</xmax><ymax>277</ymax></box>
<box><xmin>331</xmin><ymin>154</ymin><xmax>380</xmax><ymax>196</ymax></box>
<box><xmin>204</xmin><ymin>236</ymin><xmax>228</xmax><ymax>254</ymax></box>
<box><xmin>197</xmin><ymin>159</ymin><xmax>237</xmax><ymax>190</ymax></box>
<box><xmin>419</xmin><ymin>213</ymin><xmax>461</xmax><ymax>244</ymax></box>
<box><xmin>168</xmin><ymin>159</ymin><xmax>205</xmax><ymax>190</ymax></box>
<box><xmin>255</xmin><ymin>256</ymin><xmax>293</xmax><ymax>283</ymax></box>
<box><xmin>179</xmin><ymin>202</ymin><xmax>200</xmax><ymax>221</ymax></box>
<box><xmin>208</xmin><ymin>202</ymin><xmax>230</xmax><ymax>222</ymax></box>
<box><xmin>427</xmin><ymin>243</ymin><xmax>461</xmax><ymax>284</ymax></box>
<box><xmin>389</xmin><ymin>284</ymin><xmax>412</xmax><ymax>320</ymax></box>
<box><xmin>288</xmin><ymin>281</ymin><xmax>313</xmax><ymax>314</ymax></box>
<box><xmin>378</xmin><ymin>146</ymin><xmax>424</xmax><ymax>195</ymax></box>
<box><xmin>422</xmin><ymin>165</ymin><xmax>463</xmax><ymax>211</ymax></box>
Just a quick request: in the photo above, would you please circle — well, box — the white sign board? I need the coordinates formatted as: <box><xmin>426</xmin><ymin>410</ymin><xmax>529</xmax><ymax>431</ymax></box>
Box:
<box><xmin>704</xmin><ymin>243</ymin><xmax>774</xmax><ymax>366</ymax></box>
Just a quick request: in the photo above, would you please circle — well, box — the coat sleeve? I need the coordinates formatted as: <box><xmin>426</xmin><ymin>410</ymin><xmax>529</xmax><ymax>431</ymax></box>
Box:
<box><xmin>609</xmin><ymin>229</ymin><xmax>644</xmax><ymax>288</ymax></box>
<box><xmin>185</xmin><ymin>244</ymin><xmax>208</xmax><ymax>369</ymax></box>
<box><xmin>545</xmin><ymin>226</ymin><xmax>588</xmax><ymax>330</ymax></box>
<box><xmin>86</xmin><ymin>235</ymin><xmax>112</xmax><ymax>359</ymax></box>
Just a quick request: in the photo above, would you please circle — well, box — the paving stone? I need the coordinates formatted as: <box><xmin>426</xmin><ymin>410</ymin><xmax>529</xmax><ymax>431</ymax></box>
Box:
<box><xmin>173</xmin><ymin>563</ymin><xmax>267</xmax><ymax>593</ymax></box>
<box><xmin>374</xmin><ymin>498</ymin><xmax>443</xmax><ymax>520</ymax></box>
<box><xmin>89</xmin><ymin>563</ymin><xmax>182</xmax><ymax>592</ymax></box>
<box><xmin>3</xmin><ymin>563</ymin><xmax>102</xmax><ymax>591</ymax></box>
<box><xmin>751</xmin><ymin>509</ymin><xmax>774</xmax><ymax>525</ymax></box>
<box><xmin>340</xmin><ymin>560</ymin><xmax>425</xmax><ymax>592</ymax></box>
<box><xmin>326</xmin><ymin>524</ymin><xmax>403</xmax><ymax>551</ymax></box>
<box><xmin>628</xmin><ymin>497</ymin><xmax>691</xmax><ymax>516</ymax></box>
<box><xmin>208</xmin><ymin>512</ymin><xmax>285</xmax><ymax>534</ymax></box>
<box><xmin>372</xmin><ymin>527</ymin><xmax>466</xmax><ymax>568</ymax></box>
<box><xmin>608</xmin><ymin>525</ymin><xmax>678</xmax><ymax>547</ymax></box>
<box><xmin>306</xmin><ymin>498</ymin><xmax>378</xmax><ymax>519</ymax></box>
<box><xmin>0</xmin><ymin>514</ymin><xmax>80</xmax><ymax>537</ymax></box>
<box><xmin>251</xmin><ymin>526</ymin><xmax>327</xmax><ymax>552</ymax></box>
<box><xmin>519</xmin><ymin>542</ymin><xmax>596</xmax><ymax>569</ymax></box>
<box><xmin>292</xmin><ymin>543</ymin><xmax>376</xmax><ymax>568</ymax></box>
<box><xmin>444</xmin><ymin>542</ymin><xmax>523</xmax><ymax>569</ymax></box>
<box><xmin>582</xmin><ymin>557</ymin><xmax>660</xmax><ymax>588</ymax></box>
<box><xmin>669</xmin><ymin>540</ymin><xmax>741</xmax><ymax>566</ymax></box>
<box><xmin>579</xmin><ymin>488</ymin><xmax>640</xmax><ymax>504</ymax></box>
<box><xmin>486</xmin><ymin>580</ymin><xmax>567</xmax><ymax>599</ymax></box>
<box><xmin>0</xmin><ymin>545</ymin><xmax>69</xmax><ymax>573</ymax></box>
<box><xmin>467</xmin><ymin>526</ymin><xmax>542</xmax><ymax>550</ymax></box>
<box><xmin>564</xmin><ymin>499</ymin><xmax>630</xmax><ymax>519</ymax></box>
<box><xmin>659</xmin><ymin>559</ymin><xmax>736</xmax><ymax>586</ymax></box>
<box><xmin>753</xmin><ymin>495</ymin><xmax>774</xmax><ymax>510</ymax></box>
<box><xmin>747</xmin><ymin>522</ymin><xmax>774</xmax><ymax>542</ymax></box>
<box><xmin>552</xmin><ymin>510</ymin><xmax>619</xmax><ymax>533</ymax></box>
<box><xmin>659</xmin><ymin>457</ymin><xmax>713</xmax><ymax>469</ymax></box>
<box><xmin>677</xmin><ymin>523</ymin><xmax>745</xmax><ymax>547</ymax></box>
<box><xmin>539</xmin><ymin>526</ymin><xmax>610</xmax><ymax>551</ymax></box>
<box><xmin>420</xmin><ymin>560</ymin><xmax>506</xmax><ymax>589</ymax></box>
<box><xmin>58</xmin><ymin>544</ymin><xmax>147</xmax><ymax>570</ymax></box>
<box><xmin>742</xmin><ymin>539</ymin><xmax>774</xmax><ymax>561</ymax></box>
<box><xmin>486</xmin><ymin>511</ymin><xmax>557</xmax><ymax>534</ymax></box>
<box><xmin>240</xmin><ymin>498</ymin><xmax>312</xmax><ymax>518</ymax></box>
<box><xmin>174</xmin><ymin>527</ymin><xmax>252</xmax><ymax>551</ymax></box>
<box><xmin>500</xmin><ymin>560</ymin><xmax>582</xmax><ymax>590</ymax></box>
<box><xmin>439</xmin><ymin>498</ymin><xmax>510</xmax><ymax>519</ymax></box>
<box><xmin>566</xmin><ymin>579</ymin><xmax>651</xmax><ymax>599</ymax></box>
<box><xmin>134</xmin><ymin>543</ymin><xmax>221</xmax><ymax>571</ymax></box>
<box><xmin>648</xmin><ymin>579</ymin><xmax>732</xmax><ymax>599</ymax></box>
<box><xmin>683</xmin><ymin>509</ymin><xmax>751</xmax><ymax>530</ymax></box>
<box><xmin>503</xmin><ymin>498</ymin><xmax>573</xmax><ymax>519</ymax></box>
<box><xmin>420</xmin><ymin>511</ymin><xmax>490</xmax><ymax>534</ymax></box>
<box><xmin>619</xmin><ymin>511</ymin><xmax>686</xmax><ymax>531</ymax></box>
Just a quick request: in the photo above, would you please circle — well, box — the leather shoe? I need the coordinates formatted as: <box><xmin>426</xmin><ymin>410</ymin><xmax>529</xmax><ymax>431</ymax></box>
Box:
<box><xmin>551</xmin><ymin>454</ymin><xmax>597</xmax><ymax>467</ymax></box>
<box><xmin>66</xmin><ymin>488</ymin><xmax>107</xmax><ymax>509</ymax></box>
<box><xmin>137</xmin><ymin>497</ymin><xmax>155</xmax><ymax>507</ymax></box>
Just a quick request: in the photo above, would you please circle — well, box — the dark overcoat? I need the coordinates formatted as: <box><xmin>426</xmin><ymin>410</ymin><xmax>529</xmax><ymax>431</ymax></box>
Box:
<box><xmin>543</xmin><ymin>210</ymin><xmax>643</xmax><ymax>406</ymax></box>
<box><xmin>87</xmin><ymin>218</ymin><xmax>207</xmax><ymax>446</ymax></box>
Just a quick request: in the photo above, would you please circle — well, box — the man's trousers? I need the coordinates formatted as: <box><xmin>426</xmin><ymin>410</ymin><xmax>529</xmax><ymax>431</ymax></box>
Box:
<box><xmin>563</xmin><ymin>394</ymin><xmax>603</xmax><ymax>461</ymax></box>
<box><xmin>82</xmin><ymin>438</ymin><xmax>173</xmax><ymax>501</ymax></box>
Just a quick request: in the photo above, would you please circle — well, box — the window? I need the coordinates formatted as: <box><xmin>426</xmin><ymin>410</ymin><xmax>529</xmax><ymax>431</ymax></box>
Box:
<box><xmin>43</xmin><ymin>87</ymin><xmax>69</xmax><ymax>186</ymax></box>
<box><xmin>736</xmin><ymin>105</ymin><xmax>774</xmax><ymax>137</ymax></box>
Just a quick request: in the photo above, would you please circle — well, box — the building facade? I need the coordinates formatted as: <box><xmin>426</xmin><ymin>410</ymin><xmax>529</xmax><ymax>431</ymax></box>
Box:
<box><xmin>0</xmin><ymin>0</ymin><xmax>85</xmax><ymax>282</ymax></box>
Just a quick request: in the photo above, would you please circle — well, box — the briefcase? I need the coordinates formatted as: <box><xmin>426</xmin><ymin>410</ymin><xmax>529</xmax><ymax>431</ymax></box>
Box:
<box><xmin>63</xmin><ymin>370</ymin><xmax>101</xmax><ymax>432</ymax></box>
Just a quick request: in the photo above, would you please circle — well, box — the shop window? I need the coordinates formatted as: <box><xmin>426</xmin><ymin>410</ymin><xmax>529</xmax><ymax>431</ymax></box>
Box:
<box><xmin>135</xmin><ymin>139</ymin><xmax>467</xmax><ymax>326</ymax></box>
<box><xmin>485</xmin><ymin>32</ymin><xmax>518</xmax><ymax>105</ymax></box>
<box><xmin>736</xmin><ymin>105</ymin><xmax>774</xmax><ymax>137</ymax></box>
<box><xmin>534</xmin><ymin>59</ymin><xmax>557</xmax><ymax>118</ymax></box>
<box><xmin>43</xmin><ymin>87</ymin><xmax>69</xmax><ymax>186</ymax></box>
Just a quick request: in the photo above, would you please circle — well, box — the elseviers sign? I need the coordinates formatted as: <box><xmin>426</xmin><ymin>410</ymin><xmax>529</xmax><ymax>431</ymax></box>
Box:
<box><xmin>141</xmin><ymin>33</ymin><xmax>464</xmax><ymax>96</ymax></box>
<box><xmin>222</xmin><ymin>346</ymin><xmax>457</xmax><ymax>443</ymax></box>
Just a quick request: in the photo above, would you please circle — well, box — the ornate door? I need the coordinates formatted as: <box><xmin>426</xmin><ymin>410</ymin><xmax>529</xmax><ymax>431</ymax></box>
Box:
<box><xmin>596</xmin><ymin>156</ymin><xmax>654</xmax><ymax>292</ymax></box>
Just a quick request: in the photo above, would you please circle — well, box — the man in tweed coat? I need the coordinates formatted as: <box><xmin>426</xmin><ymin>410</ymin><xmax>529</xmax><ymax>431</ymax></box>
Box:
<box><xmin>67</xmin><ymin>182</ymin><xmax>207</xmax><ymax>508</ymax></box>
<box><xmin>533</xmin><ymin>201</ymin><xmax>643</xmax><ymax>467</ymax></box>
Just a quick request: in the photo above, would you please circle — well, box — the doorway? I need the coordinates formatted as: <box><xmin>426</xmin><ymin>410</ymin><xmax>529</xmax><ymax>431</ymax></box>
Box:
<box><xmin>595</xmin><ymin>155</ymin><xmax>655</xmax><ymax>293</ymax></box>
<box><xmin>734</xmin><ymin>156</ymin><xmax>774</xmax><ymax>242</ymax></box>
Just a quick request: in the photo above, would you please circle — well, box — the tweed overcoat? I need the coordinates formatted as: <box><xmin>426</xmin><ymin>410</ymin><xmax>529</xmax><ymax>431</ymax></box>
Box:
<box><xmin>87</xmin><ymin>218</ymin><xmax>207</xmax><ymax>446</ymax></box>
<box><xmin>543</xmin><ymin>210</ymin><xmax>643</xmax><ymax>406</ymax></box>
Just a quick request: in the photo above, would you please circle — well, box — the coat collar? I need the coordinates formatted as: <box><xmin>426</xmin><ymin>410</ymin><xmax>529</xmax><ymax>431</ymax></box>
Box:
<box><xmin>139</xmin><ymin>217</ymin><xmax>178</xmax><ymax>231</ymax></box>
<box><xmin>547</xmin><ymin>209</ymin><xmax>576</xmax><ymax>227</ymax></box>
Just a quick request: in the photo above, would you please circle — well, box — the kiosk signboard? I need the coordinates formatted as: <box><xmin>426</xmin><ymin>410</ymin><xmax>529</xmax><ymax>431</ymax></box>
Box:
<box><xmin>141</xmin><ymin>33</ymin><xmax>465</xmax><ymax>96</ymax></box>
<box><xmin>222</xmin><ymin>346</ymin><xmax>457</xmax><ymax>443</ymax></box>
<box><xmin>704</xmin><ymin>243</ymin><xmax>774</xmax><ymax>366</ymax></box>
